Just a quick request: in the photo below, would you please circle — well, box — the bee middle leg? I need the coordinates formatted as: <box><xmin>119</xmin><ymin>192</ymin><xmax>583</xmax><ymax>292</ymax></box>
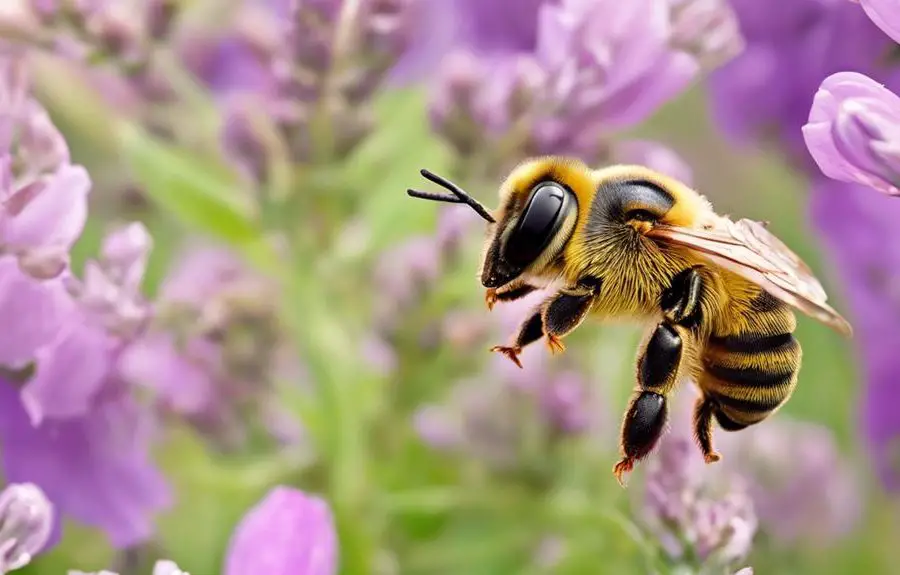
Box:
<box><xmin>490</xmin><ymin>277</ymin><xmax>601</xmax><ymax>367</ymax></box>
<box><xmin>540</xmin><ymin>276</ymin><xmax>603</xmax><ymax>355</ymax></box>
<box><xmin>613</xmin><ymin>267</ymin><xmax>703</xmax><ymax>486</ymax></box>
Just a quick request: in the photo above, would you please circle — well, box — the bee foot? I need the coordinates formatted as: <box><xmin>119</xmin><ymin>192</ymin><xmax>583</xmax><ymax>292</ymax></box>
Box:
<box><xmin>546</xmin><ymin>334</ymin><xmax>566</xmax><ymax>355</ymax></box>
<box><xmin>490</xmin><ymin>345</ymin><xmax>523</xmax><ymax>368</ymax></box>
<box><xmin>703</xmin><ymin>451</ymin><xmax>722</xmax><ymax>464</ymax></box>
<box><xmin>485</xmin><ymin>289</ymin><xmax>498</xmax><ymax>311</ymax></box>
<box><xmin>612</xmin><ymin>457</ymin><xmax>634</xmax><ymax>487</ymax></box>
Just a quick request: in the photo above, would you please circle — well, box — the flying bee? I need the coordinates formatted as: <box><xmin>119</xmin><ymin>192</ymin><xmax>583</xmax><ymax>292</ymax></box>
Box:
<box><xmin>407</xmin><ymin>157</ymin><xmax>853</xmax><ymax>485</ymax></box>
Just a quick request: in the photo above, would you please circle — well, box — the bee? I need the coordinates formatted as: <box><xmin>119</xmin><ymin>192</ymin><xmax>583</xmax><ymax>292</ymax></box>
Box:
<box><xmin>407</xmin><ymin>157</ymin><xmax>852</xmax><ymax>485</ymax></box>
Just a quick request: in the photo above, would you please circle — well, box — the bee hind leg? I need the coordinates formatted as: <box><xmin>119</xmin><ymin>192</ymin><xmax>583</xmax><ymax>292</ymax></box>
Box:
<box><xmin>614</xmin><ymin>268</ymin><xmax>705</xmax><ymax>486</ymax></box>
<box><xmin>614</xmin><ymin>322</ymin><xmax>682</xmax><ymax>486</ymax></box>
<box><xmin>692</xmin><ymin>394</ymin><xmax>722</xmax><ymax>464</ymax></box>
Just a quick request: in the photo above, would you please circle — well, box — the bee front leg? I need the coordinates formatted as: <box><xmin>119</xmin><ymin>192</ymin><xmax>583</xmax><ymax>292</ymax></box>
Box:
<box><xmin>485</xmin><ymin>279</ymin><xmax>539</xmax><ymax>311</ymax></box>
<box><xmin>541</xmin><ymin>276</ymin><xmax>603</xmax><ymax>355</ymax></box>
<box><xmin>613</xmin><ymin>267</ymin><xmax>704</xmax><ymax>486</ymax></box>
<box><xmin>490</xmin><ymin>308</ymin><xmax>544</xmax><ymax>369</ymax></box>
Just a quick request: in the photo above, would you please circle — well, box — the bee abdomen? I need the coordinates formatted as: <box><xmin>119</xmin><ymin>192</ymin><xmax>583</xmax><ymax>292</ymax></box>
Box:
<box><xmin>700</xmin><ymin>326</ymin><xmax>801</xmax><ymax>429</ymax></box>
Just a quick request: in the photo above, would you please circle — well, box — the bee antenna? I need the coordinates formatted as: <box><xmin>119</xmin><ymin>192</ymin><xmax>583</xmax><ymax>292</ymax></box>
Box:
<box><xmin>406</xmin><ymin>168</ymin><xmax>496</xmax><ymax>223</ymax></box>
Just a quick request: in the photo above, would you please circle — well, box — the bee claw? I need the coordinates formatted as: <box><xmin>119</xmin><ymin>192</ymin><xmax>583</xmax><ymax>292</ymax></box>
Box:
<box><xmin>485</xmin><ymin>288</ymin><xmax>498</xmax><ymax>311</ymax></box>
<box><xmin>490</xmin><ymin>345</ymin><xmax>523</xmax><ymax>368</ymax></box>
<box><xmin>546</xmin><ymin>334</ymin><xmax>566</xmax><ymax>355</ymax></box>
<box><xmin>613</xmin><ymin>457</ymin><xmax>634</xmax><ymax>487</ymax></box>
<box><xmin>704</xmin><ymin>451</ymin><xmax>722</xmax><ymax>464</ymax></box>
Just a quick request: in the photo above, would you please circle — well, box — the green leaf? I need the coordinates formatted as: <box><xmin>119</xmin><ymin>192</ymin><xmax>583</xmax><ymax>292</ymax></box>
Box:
<box><xmin>346</xmin><ymin>88</ymin><xmax>453</xmax><ymax>252</ymax></box>
<box><xmin>117</xmin><ymin>123</ymin><xmax>261</xmax><ymax>247</ymax></box>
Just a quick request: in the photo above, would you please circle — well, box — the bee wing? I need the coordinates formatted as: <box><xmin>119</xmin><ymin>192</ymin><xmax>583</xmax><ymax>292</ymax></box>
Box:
<box><xmin>647</xmin><ymin>217</ymin><xmax>853</xmax><ymax>337</ymax></box>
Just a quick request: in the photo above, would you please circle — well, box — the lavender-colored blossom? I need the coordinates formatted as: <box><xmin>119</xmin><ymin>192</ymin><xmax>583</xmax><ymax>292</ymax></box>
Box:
<box><xmin>716</xmin><ymin>416</ymin><xmax>862</xmax><ymax>546</ymax></box>
<box><xmin>119</xmin><ymin>245</ymin><xmax>300</xmax><ymax>451</ymax></box>
<box><xmin>0</xmin><ymin>483</ymin><xmax>52</xmax><ymax>573</ymax></box>
<box><xmin>0</xmin><ymin>223</ymin><xmax>169</xmax><ymax>549</ymax></box>
<box><xmin>0</xmin><ymin>55</ymin><xmax>89</xmax><ymax>366</ymax></box>
<box><xmin>0</xmin><ymin>381</ymin><xmax>170</xmax><ymax>549</ymax></box>
<box><xmin>430</xmin><ymin>0</ymin><xmax>740</xmax><ymax>163</ymax></box>
<box><xmin>530</xmin><ymin>0</ymin><xmax>701</xmax><ymax>154</ymax></box>
<box><xmin>857</xmin><ymin>0</ymin><xmax>900</xmax><ymax>44</ymax></box>
<box><xmin>709</xmin><ymin>0</ymin><xmax>893</xmax><ymax>164</ymax></box>
<box><xmin>224</xmin><ymin>486</ymin><xmax>337</xmax><ymax>575</ymax></box>
<box><xmin>21</xmin><ymin>222</ymin><xmax>151</xmax><ymax>424</ymax></box>
<box><xmin>809</xmin><ymin>178</ymin><xmax>900</xmax><ymax>490</ymax></box>
<box><xmin>641</xmin><ymin>424</ymin><xmax>757</xmax><ymax>571</ymax></box>
<box><xmin>803</xmin><ymin>71</ymin><xmax>900</xmax><ymax>196</ymax></box>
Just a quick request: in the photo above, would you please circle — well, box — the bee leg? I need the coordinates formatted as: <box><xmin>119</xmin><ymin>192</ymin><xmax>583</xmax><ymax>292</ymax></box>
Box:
<box><xmin>485</xmin><ymin>280</ymin><xmax>539</xmax><ymax>311</ymax></box>
<box><xmin>692</xmin><ymin>394</ymin><xmax>722</xmax><ymax>464</ymax></box>
<box><xmin>614</xmin><ymin>269</ymin><xmax>704</xmax><ymax>486</ymax></box>
<box><xmin>660</xmin><ymin>266</ymin><xmax>704</xmax><ymax>327</ymax></box>
<box><xmin>613</xmin><ymin>322</ymin><xmax>683</xmax><ymax>486</ymax></box>
<box><xmin>541</xmin><ymin>277</ymin><xmax>602</xmax><ymax>355</ymax></box>
<box><xmin>490</xmin><ymin>308</ymin><xmax>544</xmax><ymax>369</ymax></box>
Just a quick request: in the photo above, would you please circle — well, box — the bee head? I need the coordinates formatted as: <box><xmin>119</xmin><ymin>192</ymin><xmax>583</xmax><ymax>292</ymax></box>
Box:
<box><xmin>477</xmin><ymin>158</ymin><xmax>584</xmax><ymax>288</ymax></box>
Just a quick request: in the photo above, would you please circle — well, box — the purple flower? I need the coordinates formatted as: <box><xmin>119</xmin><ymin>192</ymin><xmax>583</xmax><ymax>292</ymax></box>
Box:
<box><xmin>809</xmin><ymin>178</ymin><xmax>900</xmax><ymax>490</ymax></box>
<box><xmin>119</xmin><ymin>245</ymin><xmax>300</xmax><ymax>451</ymax></box>
<box><xmin>0</xmin><ymin>381</ymin><xmax>170</xmax><ymax>549</ymax></box>
<box><xmin>803</xmin><ymin>71</ymin><xmax>900</xmax><ymax>196</ymax></box>
<box><xmin>429</xmin><ymin>0</ymin><xmax>740</xmax><ymax>162</ymax></box>
<box><xmin>0</xmin><ymin>483</ymin><xmax>53</xmax><ymax>572</ymax></box>
<box><xmin>224</xmin><ymin>486</ymin><xmax>337</xmax><ymax>575</ymax></box>
<box><xmin>0</xmin><ymin>55</ymin><xmax>90</xmax><ymax>366</ymax></box>
<box><xmin>641</xmin><ymin>422</ymin><xmax>757</xmax><ymax>571</ymax></box>
<box><xmin>708</xmin><ymin>0</ymin><xmax>893</xmax><ymax>165</ymax></box>
<box><xmin>717</xmin><ymin>415</ymin><xmax>861</xmax><ymax>545</ymax></box>
<box><xmin>0</xmin><ymin>223</ymin><xmax>169</xmax><ymax>549</ymax></box>
<box><xmin>531</xmin><ymin>0</ymin><xmax>701</xmax><ymax>153</ymax></box>
<box><xmin>858</xmin><ymin>0</ymin><xmax>900</xmax><ymax>44</ymax></box>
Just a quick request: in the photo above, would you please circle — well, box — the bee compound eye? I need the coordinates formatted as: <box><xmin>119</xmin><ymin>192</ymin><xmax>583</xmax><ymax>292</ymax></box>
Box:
<box><xmin>504</xmin><ymin>182</ymin><xmax>569</xmax><ymax>268</ymax></box>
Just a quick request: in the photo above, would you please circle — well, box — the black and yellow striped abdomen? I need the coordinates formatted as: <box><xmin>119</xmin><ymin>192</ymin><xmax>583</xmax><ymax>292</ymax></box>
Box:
<box><xmin>699</xmin><ymin>291</ymin><xmax>802</xmax><ymax>430</ymax></box>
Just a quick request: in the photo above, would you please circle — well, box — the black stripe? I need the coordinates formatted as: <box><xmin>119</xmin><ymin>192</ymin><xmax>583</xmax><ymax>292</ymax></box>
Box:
<box><xmin>711</xmin><ymin>392</ymin><xmax>784</xmax><ymax>414</ymax></box>
<box><xmin>748</xmin><ymin>291</ymin><xmax>782</xmax><ymax>313</ymax></box>
<box><xmin>706</xmin><ymin>363</ymin><xmax>796</xmax><ymax>389</ymax></box>
<box><xmin>713</xmin><ymin>409</ymin><xmax>747</xmax><ymax>431</ymax></box>
<box><xmin>710</xmin><ymin>332</ymin><xmax>797</xmax><ymax>355</ymax></box>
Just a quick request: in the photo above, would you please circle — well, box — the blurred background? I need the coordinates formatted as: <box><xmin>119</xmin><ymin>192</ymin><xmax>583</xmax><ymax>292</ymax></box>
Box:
<box><xmin>0</xmin><ymin>0</ymin><xmax>898</xmax><ymax>574</ymax></box>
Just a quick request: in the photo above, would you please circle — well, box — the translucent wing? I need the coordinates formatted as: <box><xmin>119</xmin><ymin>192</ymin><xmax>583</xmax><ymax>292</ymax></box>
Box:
<box><xmin>647</xmin><ymin>216</ymin><xmax>853</xmax><ymax>337</ymax></box>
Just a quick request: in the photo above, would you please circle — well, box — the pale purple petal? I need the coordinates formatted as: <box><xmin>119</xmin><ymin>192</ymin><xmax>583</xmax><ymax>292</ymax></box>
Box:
<box><xmin>118</xmin><ymin>334</ymin><xmax>217</xmax><ymax>414</ymax></box>
<box><xmin>224</xmin><ymin>486</ymin><xmax>337</xmax><ymax>575</ymax></box>
<box><xmin>0</xmin><ymin>258</ymin><xmax>74</xmax><ymax>366</ymax></box>
<box><xmin>0</xmin><ymin>382</ymin><xmax>171</xmax><ymax>548</ymax></box>
<box><xmin>803</xmin><ymin>71</ymin><xmax>900</xmax><ymax>196</ymax></box>
<box><xmin>860</xmin><ymin>0</ymin><xmax>900</xmax><ymax>44</ymax></box>
<box><xmin>20</xmin><ymin>318</ymin><xmax>112</xmax><ymax>425</ymax></box>
<box><xmin>0</xmin><ymin>483</ymin><xmax>53</xmax><ymax>571</ymax></box>
<box><xmin>3</xmin><ymin>164</ymin><xmax>90</xmax><ymax>251</ymax></box>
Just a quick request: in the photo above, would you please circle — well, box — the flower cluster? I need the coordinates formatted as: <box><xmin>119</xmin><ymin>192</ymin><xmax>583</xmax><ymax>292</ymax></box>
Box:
<box><xmin>428</xmin><ymin>0</ymin><xmax>741</xmax><ymax>178</ymax></box>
